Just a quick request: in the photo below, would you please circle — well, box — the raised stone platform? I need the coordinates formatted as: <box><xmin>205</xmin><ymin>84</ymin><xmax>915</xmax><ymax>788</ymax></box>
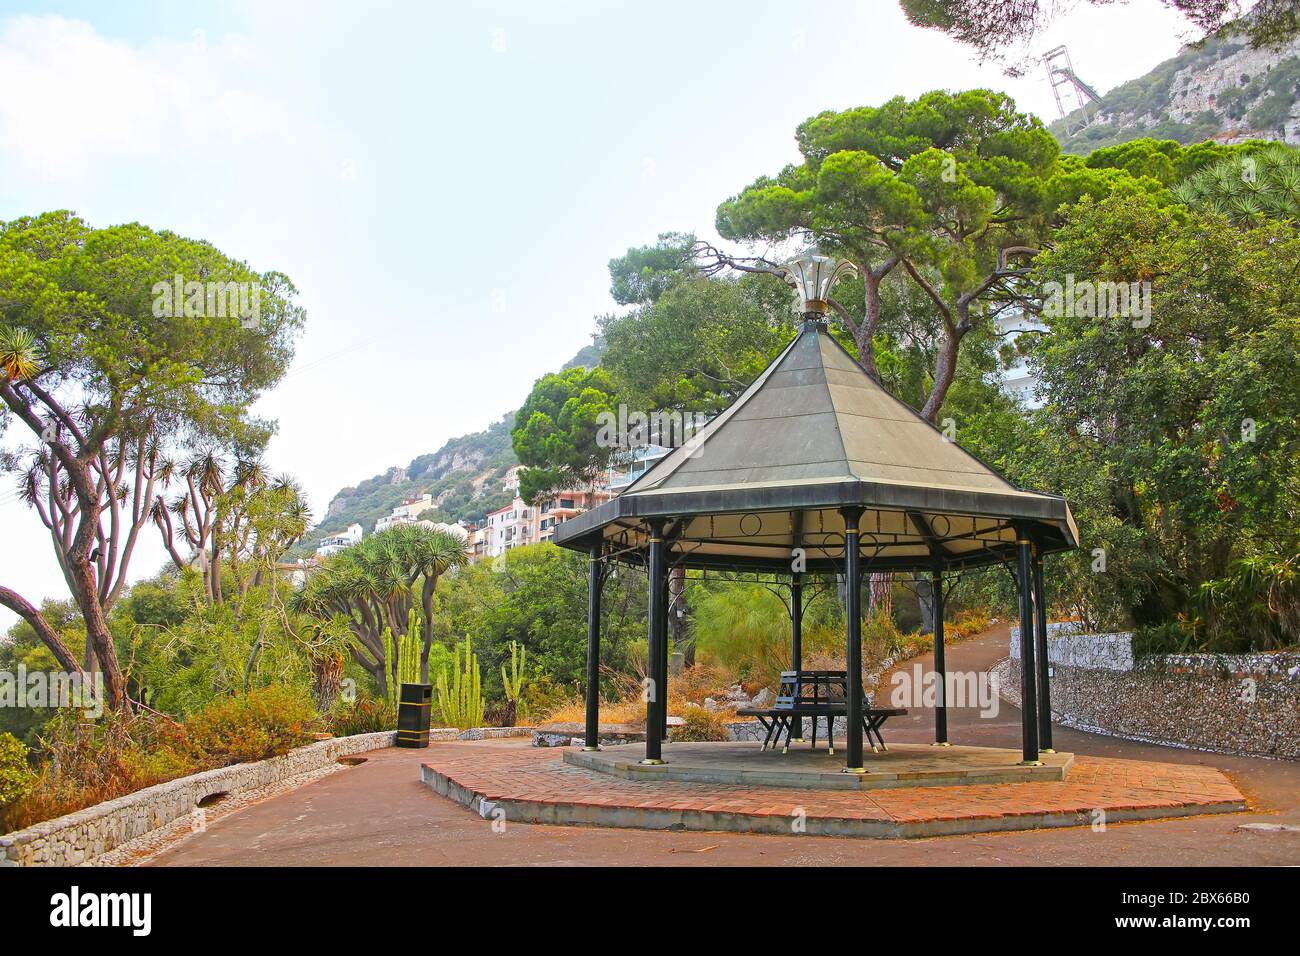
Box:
<box><xmin>420</xmin><ymin>741</ymin><xmax>1247</xmax><ymax>840</ymax></box>
<box><xmin>566</xmin><ymin>742</ymin><xmax>1073</xmax><ymax>790</ymax></box>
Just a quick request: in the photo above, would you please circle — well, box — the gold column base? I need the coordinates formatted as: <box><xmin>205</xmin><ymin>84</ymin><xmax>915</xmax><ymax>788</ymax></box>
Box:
<box><xmin>1040</xmin><ymin>748</ymin><xmax>1057</xmax><ymax>754</ymax></box>
<box><xmin>639</xmin><ymin>758</ymin><xmax>667</xmax><ymax>766</ymax></box>
<box><xmin>842</xmin><ymin>767</ymin><xmax>867</xmax><ymax>775</ymax></box>
<box><xmin>1017</xmin><ymin>760</ymin><xmax>1044</xmax><ymax>767</ymax></box>
<box><xmin>581</xmin><ymin>746</ymin><xmax>600</xmax><ymax>752</ymax></box>
<box><xmin>931</xmin><ymin>741</ymin><xmax>952</xmax><ymax>747</ymax></box>
<box><xmin>790</xmin><ymin>738</ymin><xmax>806</xmax><ymax>744</ymax></box>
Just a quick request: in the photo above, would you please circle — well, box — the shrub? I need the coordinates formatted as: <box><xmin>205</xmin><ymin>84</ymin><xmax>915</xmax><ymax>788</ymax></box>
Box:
<box><xmin>1</xmin><ymin>712</ymin><xmax>186</xmax><ymax>834</ymax></box>
<box><xmin>328</xmin><ymin>696</ymin><xmax>396</xmax><ymax>737</ymax></box>
<box><xmin>179</xmin><ymin>686</ymin><xmax>320</xmax><ymax>766</ymax></box>
<box><xmin>519</xmin><ymin>675</ymin><xmax>570</xmax><ymax>724</ymax></box>
<box><xmin>0</xmin><ymin>733</ymin><xmax>35</xmax><ymax>812</ymax></box>
<box><xmin>672</xmin><ymin>705</ymin><xmax>731</xmax><ymax>742</ymax></box>
<box><xmin>948</xmin><ymin>608</ymin><xmax>993</xmax><ymax>640</ymax></box>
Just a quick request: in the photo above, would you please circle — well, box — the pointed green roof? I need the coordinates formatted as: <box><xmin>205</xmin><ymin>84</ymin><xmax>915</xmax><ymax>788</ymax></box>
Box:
<box><xmin>627</xmin><ymin>326</ymin><xmax>1022</xmax><ymax>496</ymax></box>
<box><xmin>556</xmin><ymin>324</ymin><xmax>1077</xmax><ymax>571</ymax></box>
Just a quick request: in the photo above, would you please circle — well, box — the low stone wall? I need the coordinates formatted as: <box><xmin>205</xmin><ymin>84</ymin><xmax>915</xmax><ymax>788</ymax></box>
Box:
<box><xmin>0</xmin><ymin>731</ymin><xmax>397</xmax><ymax>867</ymax></box>
<box><xmin>1010</xmin><ymin>626</ymin><xmax>1134</xmax><ymax>671</ymax></box>
<box><xmin>995</xmin><ymin>644</ymin><xmax>1300</xmax><ymax>759</ymax></box>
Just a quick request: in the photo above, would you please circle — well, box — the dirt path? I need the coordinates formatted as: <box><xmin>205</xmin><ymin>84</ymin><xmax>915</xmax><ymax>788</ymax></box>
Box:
<box><xmin>150</xmin><ymin>625</ymin><xmax>1300</xmax><ymax>866</ymax></box>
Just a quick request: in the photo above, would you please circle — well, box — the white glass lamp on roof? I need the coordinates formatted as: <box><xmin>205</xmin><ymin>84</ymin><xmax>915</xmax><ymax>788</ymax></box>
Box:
<box><xmin>782</xmin><ymin>253</ymin><xmax>858</xmax><ymax>318</ymax></box>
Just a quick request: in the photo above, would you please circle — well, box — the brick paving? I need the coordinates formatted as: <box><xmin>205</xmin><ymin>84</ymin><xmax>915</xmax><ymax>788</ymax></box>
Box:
<box><xmin>147</xmin><ymin>627</ymin><xmax>1298</xmax><ymax>865</ymax></box>
<box><xmin>420</xmin><ymin>742</ymin><xmax>1246</xmax><ymax>838</ymax></box>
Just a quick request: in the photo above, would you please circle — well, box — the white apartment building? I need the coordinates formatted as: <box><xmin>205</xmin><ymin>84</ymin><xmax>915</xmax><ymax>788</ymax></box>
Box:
<box><xmin>994</xmin><ymin>305</ymin><xmax>1045</xmax><ymax>409</ymax></box>
<box><xmin>374</xmin><ymin>493</ymin><xmax>436</xmax><ymax>533</ymax></box>
<box><xmin>316</xmin><ymin>522</ymin><xmax>363</xmax><ymax>557</ymax></box>
<box><xmin>483</xmin><ymin>498</ymin><xmax>534</xmax><ymax>559</ymax></box>
<box><xmin>607</xmin><ymin>444</ymin><xmax>671</xmax><ymax>492</ymax></box>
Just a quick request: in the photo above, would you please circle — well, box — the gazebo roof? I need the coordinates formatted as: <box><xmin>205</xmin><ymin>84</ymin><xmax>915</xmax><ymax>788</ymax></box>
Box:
<box><xmin>554</xmin><ymin>322</ymin><xmax>1078</xmax><ymax>572</ymax></box>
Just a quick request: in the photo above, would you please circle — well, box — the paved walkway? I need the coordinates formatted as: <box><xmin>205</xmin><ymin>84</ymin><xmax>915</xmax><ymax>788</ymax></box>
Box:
<box><xmin>422</xmin><ymin>743</ymin><xmax>1243</xmax><ymax>839</ymax></box>
<box><xmin>151</xmin><ymin>626</ymin><xmax>1300</xmax><ymax>866</ymax></box>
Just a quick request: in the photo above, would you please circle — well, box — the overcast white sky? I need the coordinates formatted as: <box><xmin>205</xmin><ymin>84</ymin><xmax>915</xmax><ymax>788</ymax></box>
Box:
<box><xmin>0</xmin><ymin>0</ymin><xmax>1201</xmax><ymax>628</ymax></box>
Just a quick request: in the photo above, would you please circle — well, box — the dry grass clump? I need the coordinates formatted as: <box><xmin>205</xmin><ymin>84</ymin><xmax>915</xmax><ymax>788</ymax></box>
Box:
<box><xmin>673</xmin><ymin>704</ymin><xmax>732</xmax><ymax>741</ymax></box>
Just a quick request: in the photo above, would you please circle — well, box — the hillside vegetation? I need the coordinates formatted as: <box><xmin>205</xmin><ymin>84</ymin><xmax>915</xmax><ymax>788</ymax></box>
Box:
<box><xmin>1052</xmin><ymin>28</ymin><xmax>1300</xmax><ymax>153</ymax></box>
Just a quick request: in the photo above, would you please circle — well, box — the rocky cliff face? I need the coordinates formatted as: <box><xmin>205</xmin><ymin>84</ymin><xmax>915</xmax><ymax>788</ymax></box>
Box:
<box><xmin>1053</xmin><ymin>29</ymin><xmax>1300</xmax><ymax>153</ymax></box>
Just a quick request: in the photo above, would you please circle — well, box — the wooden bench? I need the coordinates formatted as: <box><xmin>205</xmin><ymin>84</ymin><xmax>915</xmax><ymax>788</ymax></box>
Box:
<box><xmin>737</xmin><ymin>670</ymin><xmax>907</xmax><ymax>755</ymax></box>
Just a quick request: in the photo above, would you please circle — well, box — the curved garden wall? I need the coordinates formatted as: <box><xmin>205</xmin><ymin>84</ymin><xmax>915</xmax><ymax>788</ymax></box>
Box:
<box><xmin>1</xmin><ymin>730</ymin><xmax>399</xmax><ymax>867</ymax></box>
<box><xmin>999</xmin><ymin>630</ymin><xmax>1299</xmax><ymax>759</ymax></box>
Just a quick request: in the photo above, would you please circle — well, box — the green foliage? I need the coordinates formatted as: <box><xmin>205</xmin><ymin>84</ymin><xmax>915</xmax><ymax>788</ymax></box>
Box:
<box><xmin>178</xmin><ymin>685</ymin><xmax>320</xmax><ymax>766</ymax></box>
<box><xmin>499</xmin><ymin>640</ymin><xmax>529</xmax><ymax>725</ymax></box>
<box><xmin>0</xmin><ymin>211</ymin><xmax>307</xmax><ymax>704</ymax></box>
<box><xmin>713</xmin><ymin>88</ymin><xmax>1091</xmax><ymax>420</ymax></box>
<box><xmin>599</xmin><ymin>274</ymin><xmax>795</xmax><ymax>414</ymax></box>
<box><xmin>512</xmin><ymin>365</ymin><xmax>621</xmax><ymax>501</ymax></box>
<box><xmin>381</xmin><ymin>615</ymin><xmax>422</xmax><ymax>707</ymax></box>
<box><xmin>608</xmin><ymin>231</ymin><xmax>697</xmax><ymax>305</ymax></box>
<box><xmin>433</xmin><ymin>543</ymin><xmax>646</xmax><ymax>693</ymax></box>
<box><xmin>1000</xmin><ymin>191</ymin><xmax>1300</xmax><ymax>643</ymax></box>
<box><xmin>688</xmin><ymin>580</ymin><xmax>843</xmax><ymax>687</ymax></box>
<box><xmin>129</xmin><ymin>578</ymin><xmax>322</xmax><ymax>716</ymax></box>
<box><xmin>1195</xmin><ymin>555</ymin><xmax>1300</xmax><ymax>651</ymax></box>
<box><xmin>500</xmin><ymin>641</ymin><xmax>527</xmax><ymax>704</ymax></box>
<box><xmin>1173</xmin><ymin>142</ymin><xmax>1300</xmax><ymax>226</ymax></box>
<box><xmin>1246</xmin><ymin>56</ymin><xmax>1300</xmax><ymax>130</ymax></box>
<box><xmin>0</xmin><ymin>732</ymin><xmax>35</xmax><ymax>810</ymax></box>
<box><xmin>1081</xmin><ymin>138</ymin><xmax>1258</xmax><ymax>186</ymax></box>
<box><xmin>297</xmin><ymin>523</ymin><xmax>468</xmax><ymax>691</ymax></box>
<box><xmin>0</xmin><ymin>600</ymin><xmax>84</xmax><ymax>746</ymax></box>
<box><xmin>0</xmin><ymin>210</ymin><xmax>303</xmax><ymax>454</ymax></box>
<box><xmin>327</xmin><ymin>696</ymin><xmax>397</xmax><ymax>736</ymax></box>
<box><xmin>435</xmin><ymin>637</ymin><xmax>484</xmax><ymax>730</ymax></box>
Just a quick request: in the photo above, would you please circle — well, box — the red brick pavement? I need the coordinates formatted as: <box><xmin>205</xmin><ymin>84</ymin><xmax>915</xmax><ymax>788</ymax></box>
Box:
<box><xmin>421</xmin><ymin>743</ymin><xmax>1247</xmax><ymax>837</ymax></box>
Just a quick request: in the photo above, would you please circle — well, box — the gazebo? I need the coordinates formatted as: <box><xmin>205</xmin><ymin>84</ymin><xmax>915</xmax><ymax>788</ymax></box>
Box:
<box><xmin>554</xmin><ymin>257</ymin><xmax>1078</xmax><ymax>773</ymax></box>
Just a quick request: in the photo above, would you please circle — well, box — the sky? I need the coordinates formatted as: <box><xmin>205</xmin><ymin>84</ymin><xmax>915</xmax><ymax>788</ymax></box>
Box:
<box><xmin>0</xmin><ymin>0</ymin><xmax>1199</xmax><ymax>628</ymax></box>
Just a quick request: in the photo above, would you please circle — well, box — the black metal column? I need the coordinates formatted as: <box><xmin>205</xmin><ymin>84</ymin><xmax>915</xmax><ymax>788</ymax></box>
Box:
<box><xmin>1032</xmin><ymin>550</ymin><xmax>1054</xmax><ymax>753</ymax></box>
<box><xmin>790</xmin><ymin>572</ymin><xmax>803</xmax><ymax>742</ymax></box>
<box><xmin>583</xmin><ymin>540</ymin><xmax>603</xmax><ymax>751</ymax></box>
<box><xmin>841</xmin><ymin>507</ymin><xmax>866</xmax><ymax>773</ymax></box>
<box><xmin>1016</xmin><ymin>536</ymin><xmax>1041</xmax><ymax>764</ymax></box>
<box><xmin>642</xmin><ymin>519</ymin><xmax>668</xmax><ymax>765</ymax></box>
<box><xmin>932</xmin><ymin>564</ymin><xmax>949</xmax><ymax>746</ymax></box>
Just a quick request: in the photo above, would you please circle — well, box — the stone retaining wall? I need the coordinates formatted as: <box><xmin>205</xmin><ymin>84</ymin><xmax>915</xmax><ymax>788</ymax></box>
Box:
<box><xmin>994</xmin><ymin>647</ymin><xmax>1300</xmax><ymax>759</ymax></box>
<box><xmin>1</xmin><ymin>724</ymin><xmax>562</xmax><ymax>866</ymax></box>
<box><xmin>1010</xmin><ymin>627</ymin><xmax>1134</xmax><ymax>671</ymax></box>
<box><xmin>0</xmin><ymin>731</ymin><xmax>401</xmax><ymax>867</ymax></box>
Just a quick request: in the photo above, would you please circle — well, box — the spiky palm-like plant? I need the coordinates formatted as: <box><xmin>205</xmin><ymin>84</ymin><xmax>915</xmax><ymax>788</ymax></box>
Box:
<box><xmin>298</xmin><ymin>524</ymin><xmax>468</xmax><ymax>696</ymax></box>
<box><xmin>0</xmin><ymin>327</ymin><xmax>39</xmax><ymax>381</ymax></box>
<box><xmin>1173</xmin><ymin>144</ymin><xmax>1300</xmax><ymax>227</ymax></box>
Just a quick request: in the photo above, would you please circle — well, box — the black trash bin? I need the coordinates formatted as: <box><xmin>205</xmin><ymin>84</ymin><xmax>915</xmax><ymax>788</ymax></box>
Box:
<box><xmin>396</xmin><ymin>682</ymin><xmax>432</xmax><ymax>748</ymax></box>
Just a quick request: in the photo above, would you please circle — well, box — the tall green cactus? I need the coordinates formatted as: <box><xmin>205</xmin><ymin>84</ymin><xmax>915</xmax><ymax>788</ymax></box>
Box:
<box><xmin>383</xmin><ymin>609</ymin><xmax>424</xmax><ymax>708</ymax></box>
<box><xmin>435</xmin><ymin>636</ymin><xmax>484</xmax><ymax>730</ymax></box>
<box><xmin>501</xmin><ymin>641</ymin><xmax>527</xmax><ymax>725</ymax></box>
<box><xmin>399</xmin><ymin>608</ymin><xmax>421</xmax><ymax>686</ymax></box>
